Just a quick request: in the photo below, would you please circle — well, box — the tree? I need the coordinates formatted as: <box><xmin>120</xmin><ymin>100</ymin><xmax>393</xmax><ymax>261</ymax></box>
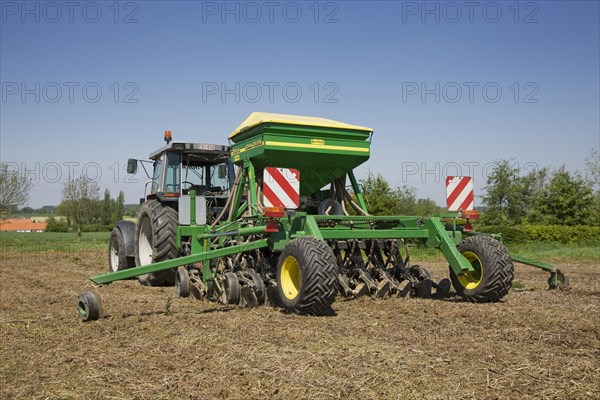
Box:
<box><xmin>113</xmin><ymin>191</ymin><xmax>125</xmax><ymax>222</ymax></box>
<box><xmin>360</xmin><ymin>174</ymin><xmax>401</xmax><ymax>215</ymax></box>
<box><xmin>415</xmin><ymin>198</ymin><xmax>441</xmax><ymax>216</ymax></box>
<box><xmin>481</xmin><ymin>161</ymin><xmax>517</xmax><ymax>224</ymax></box>
<box><xmin>45</xmin><ymin>216</ymin><xmax>69</xmax><ymax>232</ymax></box>
<box><xmin>0</xmin><ymin>163</ymin><xmax>32</xmax><ymax>213</ymax></box>
<box><xmin>481</xmin><ymin>160</ymin><xmax>547</xmax><ymax>225</ymax></box>
<box><xmin>60</xmin><ymin>177</ymin><xmax>100</xmax><ymax>241</ymax></box>
<box><xmin>56</xmin><ymin>201</ymin><xmax>72</xmax><ymax>230</ymax></box>
<box><xmin>535</xmin><ymin>167</ymin><xmax>594</xmax><ymax>226</ymax></box>
<box><xmin>585</xmin><ymin>149</ymin><xmax>599</xmax><ymax>192</ymax></box>
<box><xmin>360</xmin><ymin>173</ymin><xmax>432</xmax><ymax>216</ymax></box>
<box><xmin>585</xmin><ymin>150</ymin><xmax>600</xmax><ymax>226</ymax></box>
<box><xmin>519</xmin><ymin>167</ymin><xmax>549</xmax><ymax>223</ymax></box>
<box><xmin>396</xmin><ymin>185</ymin><xmax>417</xmax><ymax>215</ymax></box>
<box><xmin>100</xmin><ymin>188</ymin><xmax>113</xmax><ymax>227</ymax></box>
<box><xmin>38</xmin><ymin>205</ymin><xmax>56</xmax><ymax>214</ymax></box>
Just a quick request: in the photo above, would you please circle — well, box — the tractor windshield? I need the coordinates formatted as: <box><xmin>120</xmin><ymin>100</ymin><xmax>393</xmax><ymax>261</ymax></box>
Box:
<box><xmin>181</xmin><ymin>156</ymin><xmax>229</xmax><ymax>194</ymax></box>
<box><xmin>182</xmin><ymin>164</ymin><xmax>205</xmax><ymax>188</ymax></box>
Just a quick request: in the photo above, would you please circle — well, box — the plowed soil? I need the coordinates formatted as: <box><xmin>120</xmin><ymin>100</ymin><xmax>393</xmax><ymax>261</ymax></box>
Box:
<box><xmin>1</xmin><ymin>250</ymin><xmax>598</xmax><ymax>399</ymax></box>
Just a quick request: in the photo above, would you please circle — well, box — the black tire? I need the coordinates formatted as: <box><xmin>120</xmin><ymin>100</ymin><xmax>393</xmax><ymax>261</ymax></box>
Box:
<box><xmin>134</xmin><ymin>200</ymin><xmax>179</xmax><ymax>286</ymax></box>
<box><xmin>77</xmin><ymin>291</ymin><xmax>101</xmax><ymax>322</ymax></box>
<box><xmin>318</xmin><ymin>199</ymin><xmax>344</xmax><ymax>216</ymax></box>
<box><xmin>449</xmin><ymin>236</ymin><xmax>514</xmax><ymax>303</ymax></box>
<box><xmin>413</xmin><ymin>278</ymin><xmax>432</xmax><ymax>298</ymax></box>
<box><xmin>276</xmin><ymin>237</ymin><xmax>338</xmax><ymax>315</ymax></box>
<box><xmin>108</xmin><ymin>228</ymin><xmax>135</xmax><ymax>272</ymax></box>
<box><xmin>409</xmin><ymin>265</ymin><xmax>431</xmax><ymax>281</ymax></box>
<box><xmin>548</xmin><ymin>269</ymin><xmax>569</xmax><ymax>289</ymax></box>
<box><xmin>267</xmin><ymin>286</ymin><xmax>284</xmax><ymax>308</ymax></box>
<box><xmin>244</xmin><ymin>269</ymin><xmax>266</xmax><ymax>305</ymax></box>
<box><xmin>433</xmin><ymin>278</ymin><xmax>451</xmax><ymax>299</ymax></box>
<box><xmin>175</xmin><ymin>267</ymin><xmax>190</xmax><ymax>298</ymax></box>
<box><xmin>220</xmin><ymin>272</ymin><xmax>240</xmax><ymax>305</ymax></box>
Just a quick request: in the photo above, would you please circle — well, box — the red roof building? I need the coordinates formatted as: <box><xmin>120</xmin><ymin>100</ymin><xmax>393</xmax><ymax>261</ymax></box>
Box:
<box><xmin>0</xmin><ymin>218</ymin><xmax>47</xmax><ymax>232</ymax></box>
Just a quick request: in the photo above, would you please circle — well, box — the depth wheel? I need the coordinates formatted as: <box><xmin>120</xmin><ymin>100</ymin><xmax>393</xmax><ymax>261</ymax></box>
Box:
<box><xmin>548</xmin><ymin>269</ymin><xmax>570</xmax><ymax>289</ymax></box>
<box><xmin>220</xmin><ymin>272</ymin><xmax>240</xmax><ymax>305</ymax></box>
<box><xmin>409</xmin><ymin>265</ymin><xmax>431</xmax><ymax>280</ymax></box>
<box><xmin>276</xmin><ymin>237</ymin><xmax>338</xmax><ymax>315</ymax></box>
<box><xmin>175</xmin><ymin>267</ymin><xmax>190</xmax><ymax>298</ymax></box>
<box><xmin>244</xmin><ymin>269</ymin><xmax>266</xmax><ymax>304</ymax></box>
<box><xmin>77</xmin><ymin>291</ymin><xmax>101</xmax><ymax>322</ymax></box>
<box><xmin>449</xmin><ymin>236</ymin><xmax>514</xmax><ymax>303</ymax></box>
<box><xmin>190</xmin><ymin>281</ymin><xmax>204</xmax><ymax>300</ymax></box>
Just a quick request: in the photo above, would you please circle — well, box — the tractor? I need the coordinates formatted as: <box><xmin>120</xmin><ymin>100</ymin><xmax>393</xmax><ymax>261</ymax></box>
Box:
<box><xmin>77</xmin><ymin>112</ymin><xmax>569</xmax><ymax>321</ymax></box>
<box><xmin>107</xmin><ymin>132</ymin><xmax>233</xmax><ymax>286</ymax></box>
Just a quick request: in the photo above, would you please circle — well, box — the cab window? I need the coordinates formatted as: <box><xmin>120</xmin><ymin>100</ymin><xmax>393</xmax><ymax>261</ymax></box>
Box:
<box><xmin>164</xmin><ymin>152</ymin><xmax>181</xmax><ymax>193</ymax></box>
<box><xmin>151</xmin><ymin>159</ymin><xmax>162</xmax><ymax>193</ymax></box>
<box><xmin>209</xmin><ymin>162</ymin><xmax>229</xmax><ymax>191</ymax></box>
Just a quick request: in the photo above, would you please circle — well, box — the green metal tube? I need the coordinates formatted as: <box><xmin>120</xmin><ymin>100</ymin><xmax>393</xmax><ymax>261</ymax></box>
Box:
<box><xmin>190</xmin><ymin>189</ymin><xmax>196</xmax><ymax>225</ymax></box>
<box><xmin>348</xmin><ymin>171</ymin><xmax>368</xmax><ymax>212</ymax></box>
<box><xmin>229</xmin><ymin>164</ymin><xmax>248</xmax><ymax>221</ymax></box>
<box><xmin>90</xmin><ymin>239</ymin><xmax>269</xmax><ymax>285</ymax></box>
<box><xmin>197</xmin><ymin>225</ymin><xmax>266</xmax><ymax>241</ymax></box>
<box><xmin>303</xmin><ymin>215</ymin><xmax>324</xmax><ymax>240</ymax></box>
<box><xmin>510</xmin><ymin>253</ymin><xmax>557</xmax><ymax>272</ymax></box>
<box><xmin>319</xmin><ymin>228</ymin><xmax>430</xmax><ymax>240</ymax></box>
<box><xmin>247</xmin><ymin>163</ymin><xmax>258</xmax><ymax>211</ymax></box>
<box><xmin>424</xmin><ymin>217</ymin><xmax>475</xmax><ymax>274</ymax></box>
<box><xmin>312</xmin><ymin>215</ymin><xmax>421</xmax><ymax>222</ymax></box>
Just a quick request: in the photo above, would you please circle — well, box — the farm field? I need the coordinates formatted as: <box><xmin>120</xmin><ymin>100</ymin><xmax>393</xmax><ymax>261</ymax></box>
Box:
<box><xmin>0</xmin><ymin>233</ymin><xmax>598</xmax><ymax>399</ymax></box>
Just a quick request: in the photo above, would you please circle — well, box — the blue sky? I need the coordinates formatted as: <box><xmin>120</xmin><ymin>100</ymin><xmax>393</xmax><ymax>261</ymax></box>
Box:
<box><xmin>1</xmin><ymin>0</ymin><xmax>599</xmax><ymax>208</ymax></box>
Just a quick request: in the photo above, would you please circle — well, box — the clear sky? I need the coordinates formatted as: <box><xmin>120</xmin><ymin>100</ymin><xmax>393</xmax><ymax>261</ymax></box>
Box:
<box><xmin>1</xmin><ymin>0</ymin><xmax>599</xmax><ymax>208</ymax></box>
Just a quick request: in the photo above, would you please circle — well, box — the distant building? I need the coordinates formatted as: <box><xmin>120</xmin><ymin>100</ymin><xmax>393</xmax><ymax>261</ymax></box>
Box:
<box><xmin>0</xmin><ymin>218</ymin><xmax>47</xmax><ymax>232</ymax></box>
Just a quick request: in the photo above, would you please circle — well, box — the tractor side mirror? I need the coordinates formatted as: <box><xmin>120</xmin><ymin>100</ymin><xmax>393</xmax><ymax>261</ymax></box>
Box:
<box><xmin>127</xmin><ymin>159</ymin><xmax>138</xmax><ymax>174</ymax></box>
<box><xmin>218</xmin><ymin>164</ymin><xmax>227</xmax><ymax>179</ymax></box>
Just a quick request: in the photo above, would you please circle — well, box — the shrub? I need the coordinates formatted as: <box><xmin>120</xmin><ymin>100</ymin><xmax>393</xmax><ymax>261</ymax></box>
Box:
<box><xmin>477</xmin><ymin>224</ymin><xmax>600</xmax><ymax>244</ymax></box>
<box><xmin>82</xmin><ymin>223</ymin><xmax>113</xmax><ymax>232</ymax></box>
<box><xmin>45</xmin><ymin>217</ymin><xmax>69</xmax><ymax>232</ymax></box>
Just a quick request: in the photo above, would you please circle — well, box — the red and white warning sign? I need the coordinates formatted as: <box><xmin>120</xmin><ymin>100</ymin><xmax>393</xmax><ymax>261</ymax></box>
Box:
<box><xmin>446</xmin><ymin>176</ymin><xmax>474</xmax><ymax>211</ymax></box>
<box><xmin>263</xmin><ymin>167</ymin><xmax>300</xmax><ymax>209</ymax></box>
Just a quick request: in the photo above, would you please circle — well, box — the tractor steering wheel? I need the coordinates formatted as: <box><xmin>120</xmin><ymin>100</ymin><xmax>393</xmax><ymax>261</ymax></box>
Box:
<box><xmin>182</xmin><ymin>181</ymin><xmax>195</xmax><ymax>190</ymax></box>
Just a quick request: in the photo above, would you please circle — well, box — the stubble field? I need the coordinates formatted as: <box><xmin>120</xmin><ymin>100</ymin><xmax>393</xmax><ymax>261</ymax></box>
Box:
<box><xmin>0</xmin><ymin>242</ymin><xmax>598</xmax><ymax>399</ymax></box>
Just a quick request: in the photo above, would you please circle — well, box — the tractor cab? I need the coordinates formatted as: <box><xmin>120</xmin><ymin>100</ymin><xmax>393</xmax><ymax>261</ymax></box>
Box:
<box><xmin>127</xmin><ymin>131</ymin><xmax>233</xmax><ymax>203</ymax></box>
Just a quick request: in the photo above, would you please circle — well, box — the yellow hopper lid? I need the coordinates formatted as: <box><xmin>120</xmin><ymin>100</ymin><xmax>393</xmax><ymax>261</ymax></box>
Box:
<box><xmin>229</xmin><ymin>112</ymin><xmax>373</xmax><ymax>140</ymax></box>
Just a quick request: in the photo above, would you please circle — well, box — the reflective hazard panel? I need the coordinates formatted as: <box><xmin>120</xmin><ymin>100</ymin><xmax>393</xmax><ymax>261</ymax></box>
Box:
<box><xmin>446</xmin><ymin>176</ymin><xmax>474</xmax><ymax>211</ymax></box>
<box><xmin>263</xmin><ymin>167</ymin><xmax>300</xmax><ymax>209</ymax></box>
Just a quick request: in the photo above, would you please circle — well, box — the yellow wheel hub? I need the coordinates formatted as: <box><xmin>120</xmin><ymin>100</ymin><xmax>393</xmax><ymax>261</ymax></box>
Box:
<box><xmin>457</xmin><ymin>251</ymin><xmax>484</xmax><ymax>290</ymax></box>
<box><xmin>281</xmin><ymin>256</ymin><xmax>301</xmax><ymax>300</ymax></box>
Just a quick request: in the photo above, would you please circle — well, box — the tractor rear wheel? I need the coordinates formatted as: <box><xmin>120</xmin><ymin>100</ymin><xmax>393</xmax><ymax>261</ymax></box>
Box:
<box><xmin>134</xmin><ymin>200</ymin><xmax>179</xmax><ymax>286</ymax></box>
<box><xmin>449</xmin><ymin>235</ymin><xmax>514</xmax><ymax>302</ymax></box>
<box><xmin>276</xmin><ymin>237</ymin><xmax>338</xmax><ymax>315</ymax></box>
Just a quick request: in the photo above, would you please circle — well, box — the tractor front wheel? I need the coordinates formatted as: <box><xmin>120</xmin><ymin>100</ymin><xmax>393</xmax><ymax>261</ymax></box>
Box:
<box><xmin>276</xmin><ymin>237</ymin><xmax>338</xmax><ymax>315</ymax></box>
<box><xmin>134</xmin><ymin>200</ymin><xmax>179</xmax><ymax>286</ymax></box>
<box><xmin>449</xmin><ymin>235</ymin><xmax>514</xmax><ymax>303</ymax></box>
<box><xmin>108</xmin><ymin>228</ymin><xmax>134</xmax><ymax>273</ymax></box>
